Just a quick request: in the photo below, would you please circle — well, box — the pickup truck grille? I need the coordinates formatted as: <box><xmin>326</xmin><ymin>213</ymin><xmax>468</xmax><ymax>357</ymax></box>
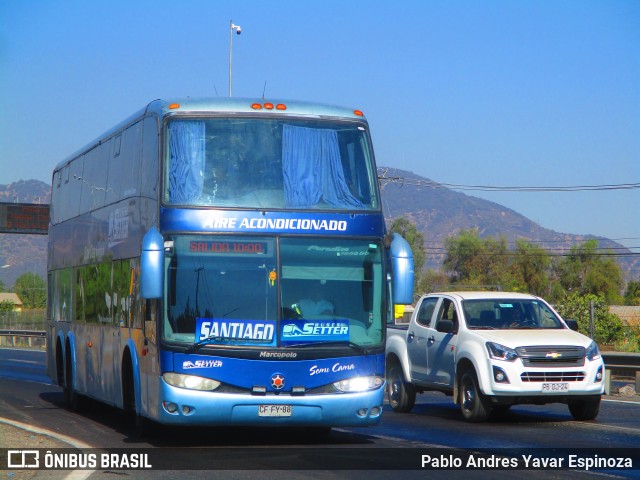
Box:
<box><xmin>515</xmin><ymin>345</ymin><xmax>585</xmax><ymax>367</ymax></box>
<box><xmin>521</xmin><ymin>371</ymin><xmax>585</xmax><ymax>382</ymax></box>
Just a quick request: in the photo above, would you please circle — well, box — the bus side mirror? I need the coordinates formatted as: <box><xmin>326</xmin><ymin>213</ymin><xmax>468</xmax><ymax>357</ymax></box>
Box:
<box><xmin>390</xmin><ymin>233</ymin><xmax>414</xmax><ymax>305</ymax></box>
<box><xmin>141</xmin><ymin>226</ymin><xmax>163</xmax><ymax>299</ymax></box>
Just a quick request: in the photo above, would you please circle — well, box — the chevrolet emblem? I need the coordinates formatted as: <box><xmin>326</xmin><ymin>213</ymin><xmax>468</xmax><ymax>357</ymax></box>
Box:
<box><xmin>546</xmin><ymin>352</ymin><xmax>562</xmax><ymax>359</ymax></box>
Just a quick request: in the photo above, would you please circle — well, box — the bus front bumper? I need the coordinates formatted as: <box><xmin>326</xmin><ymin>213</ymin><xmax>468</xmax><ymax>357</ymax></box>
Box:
<box><xmin>153</xmin><ymin>379</ymin><xmax>385</xmax><ymax>427</ymax></box>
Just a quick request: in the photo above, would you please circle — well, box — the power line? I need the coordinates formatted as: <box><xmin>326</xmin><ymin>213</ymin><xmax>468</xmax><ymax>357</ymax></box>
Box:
<box><xmin>423</xmin><ymin>249</ymin><xmax>640</xmax><ymax>258</ymax></box>
<box><xmin>424</xmin><ymin>245</ymin><xmax>640</xmax><ymax>253</ymax></box>
<box><xmin>378</xmin><ymin>171</ymin><xmax>640</xmax><ymax>193</ymax></box>
<box><xmin>420</xmin><ymin>237</ymin><xmax>640</xmax><ymax>247</ymax></box>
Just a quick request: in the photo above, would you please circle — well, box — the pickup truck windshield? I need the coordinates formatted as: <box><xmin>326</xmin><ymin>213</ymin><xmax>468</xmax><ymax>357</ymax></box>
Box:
<box><xmin>163</xmin><ymin>117</ymin><xmax>378</xmax><ymax>211</ymax></box>
<box><xmin>163</xmin><ymin>235</ymin><xmax>385</xmax><ymax>348</ymax></box>
<box><xmin>462</xmin><ymin>299</ymin><xmax>564</xmax><ymax>330</ymax></box>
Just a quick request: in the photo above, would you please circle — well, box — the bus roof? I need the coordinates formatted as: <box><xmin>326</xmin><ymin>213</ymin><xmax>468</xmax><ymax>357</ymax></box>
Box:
<box><xmin>147</xmin><ymin>97</ymin><xmax>367</xmax><ymax>120</ymax></box>
<box><xmin>53</xmin><ymin>97</ymin><xmax>368</xmax><ymax>175</ymax></box>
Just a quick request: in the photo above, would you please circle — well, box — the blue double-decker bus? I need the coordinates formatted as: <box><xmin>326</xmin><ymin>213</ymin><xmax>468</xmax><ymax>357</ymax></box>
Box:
<box><xmin>46</xmin><ymin>98</ymin><xmax>413</xmax><ymax>433</ymax></box>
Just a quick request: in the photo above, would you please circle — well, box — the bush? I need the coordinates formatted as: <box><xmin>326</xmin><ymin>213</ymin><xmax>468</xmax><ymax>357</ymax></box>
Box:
<box><xmin>555</xmin><ymin>293</ymin><xmax>624</xmax><ymax>346</ymax></box>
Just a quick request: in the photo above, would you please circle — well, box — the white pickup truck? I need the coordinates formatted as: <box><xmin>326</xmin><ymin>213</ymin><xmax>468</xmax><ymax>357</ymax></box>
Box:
<box><xmin>386</xmin><ymin>291</ymin><xmax>605</xmax><ymax>422</ymax></box>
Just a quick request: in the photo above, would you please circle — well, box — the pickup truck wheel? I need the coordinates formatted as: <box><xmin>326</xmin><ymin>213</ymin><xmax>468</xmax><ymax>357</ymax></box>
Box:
<box><xmin>386</xmin><ymin>363</ymin><xmax>415</xmax><ymax>413</ymax></box>
<box><xmin>568</xmin><ymin>396</ymin><xmax>601</xmax><ymax>421</ymax></box>
<box><xmin>459</xmin><ymin>370</ymin><xmax>491</xmax><ymax>422</ymax></box>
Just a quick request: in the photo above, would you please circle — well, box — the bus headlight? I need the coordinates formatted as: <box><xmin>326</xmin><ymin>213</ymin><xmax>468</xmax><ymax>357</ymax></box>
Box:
<box><xmin>163</xmin><ymin>372</ymin><xmax>221</xmax><ymax>391</ymax></box>
<box><xmin>333</xmin><ymin>376</ymin><xmax>384</xmax><ymax>393</ymax></box>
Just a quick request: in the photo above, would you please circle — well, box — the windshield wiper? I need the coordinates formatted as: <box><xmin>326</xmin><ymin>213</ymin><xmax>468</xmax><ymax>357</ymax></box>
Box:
<box><xmin>184</xmin><ymin>336</ymin><xmax>265</xmax><ymax>354</ymax></box>
<box><xmin>284</xmin><ymin>341</ymin><xmax>370</xmax><ymax>354</ymax></box>
<box><xmin>184</xmin><ymin>336</ymin><xmax>225</xmax><ymax>354</ymax></box>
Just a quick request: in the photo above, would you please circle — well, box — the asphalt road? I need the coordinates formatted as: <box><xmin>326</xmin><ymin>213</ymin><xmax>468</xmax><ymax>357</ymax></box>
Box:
<box><xmin>1</xmin><ymin>347</ymin><xmax>639</xmax><ymax>480</ymax></box>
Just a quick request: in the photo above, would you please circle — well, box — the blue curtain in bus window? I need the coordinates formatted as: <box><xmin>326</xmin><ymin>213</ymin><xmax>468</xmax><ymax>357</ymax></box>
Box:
<box><xmin>282</xmin><ymin>125</ymin><xmax>363</xmax><ymax>208</ymax></box>
<box><xmin>169</xmin><ymin>121</ymin><xmax>205</xmax><ymax>203</ymax></box>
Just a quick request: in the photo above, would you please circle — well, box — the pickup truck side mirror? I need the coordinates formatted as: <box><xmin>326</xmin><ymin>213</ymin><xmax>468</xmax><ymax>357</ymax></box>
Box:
<box><xmin>565</xmin><ymin>319</ymin><xmax>579</xmax><ymax>332</ymax></box>
<box><xmin>437</xmin><ymin>319</ymin><xmax>455</xmax><ymax>334</ymax></box>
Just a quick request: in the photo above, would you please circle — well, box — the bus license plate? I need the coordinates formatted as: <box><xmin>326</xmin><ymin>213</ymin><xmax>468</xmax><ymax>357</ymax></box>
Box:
<box><xmin>541</xmin><ymin>383</ymin><xmax>568</xmax><ymax>392</ymax></box>
<box><xmin>258</xmin><ymin>405</ymin><xmax>292</xmax><ymax>417</ymax></box>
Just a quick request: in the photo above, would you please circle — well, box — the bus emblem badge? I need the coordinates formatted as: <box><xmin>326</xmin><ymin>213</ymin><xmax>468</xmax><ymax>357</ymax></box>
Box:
<box><xmin>271</xmin><ymin>374</ymin><xmax>285</xmax><ymax>390</ymax></box>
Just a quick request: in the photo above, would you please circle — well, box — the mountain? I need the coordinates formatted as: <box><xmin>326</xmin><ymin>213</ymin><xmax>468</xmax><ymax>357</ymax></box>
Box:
<box><xmin>379</xmin><ymin>167</ymin><xmax>638</xmax><ymax>278</ymax></box>
<box><xmin>0</xmin><ymin>173</ymin><xmax>636</xmax><ymax>289</ymax></box>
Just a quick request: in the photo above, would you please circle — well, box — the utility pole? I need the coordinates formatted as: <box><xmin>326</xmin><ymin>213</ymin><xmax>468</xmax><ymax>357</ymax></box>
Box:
<box><xmin>229</xmin><ymin>20</ymin><xmax>242</xmax><ymax>96</ymax></box>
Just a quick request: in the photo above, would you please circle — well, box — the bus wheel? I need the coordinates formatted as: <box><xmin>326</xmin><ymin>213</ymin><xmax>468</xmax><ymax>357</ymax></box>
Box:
<box><xmin>135</xmin><ymin>414</ymin><xmax>157</xmax><ymax>437</ymax></box>
<box><xmin>305</xmin><ymin>426</ymin><xmax>332</xmax><ymax>439</ymax></box>
<box><xmin>64</xmin><ymin>351</ymin><xmax>84</xmax><ymax>412</ymax></box>
<box><xmin>121</xmin><ymin>356</ymin><xmax>136</xmax><ymax>415</ymax></box>
<box><xmin>56</xmin><ymin>340</ymin><xmax>65</xmax><ymax>387</ymax></box>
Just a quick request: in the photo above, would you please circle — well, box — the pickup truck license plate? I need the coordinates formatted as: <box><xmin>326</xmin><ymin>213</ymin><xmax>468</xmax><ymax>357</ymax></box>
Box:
<box><xmin>258</xmin><ymin>405</ymin><xmax>292</xmax><ymax>417</ymax></box>
<box><xmin>541</xmin><ymin>382</ymin><xmax>569</xmax><ymax>392</ymax></box>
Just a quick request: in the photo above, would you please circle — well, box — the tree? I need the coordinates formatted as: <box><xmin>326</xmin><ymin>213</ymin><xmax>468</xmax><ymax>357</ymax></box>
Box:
<box><xmin>388</xmin><ymin>217</ymin><xmax>426</xmax><ymax>293</ymax></box>
<box><xmin>554</xmin><ymin>240</ymin><xmax>623</xmax><ymax>303</ymax></box>
<box><xmin>443</xmin><ymin>229</ymin><xmax>512</xmax><ymax>289</ymax></box>
<box><xmin>623</xmin><ymin>280</ymin><xmax>640</xmax><ymax>306</ymax></box>
<box><xmin>418</xmin><ymin>268</ymin><xmax>450</xmax><ymax>296</ymax></box>
<box><xmin>555</xmin><ymin>292</ymin><xmax>624</xmax><ymax>346</ymax></box>
<box><xmin>510</xmin><ymin>240</ymin><xmax>551</xmax><ymax>296</ymax></box>
<box><xmin>14</xmin><ymin>272</ymin><xmax>46</xmax><ymax>309</ymax></box>
<box><xmin>442</xmin><ymin>229</ymin><xmax>485</xmax><ymax>285</ymax></box>
<box><xmin>0</xmin><ymin>300</ymin><xmax>15</xmax><ymax>312</ymax></box>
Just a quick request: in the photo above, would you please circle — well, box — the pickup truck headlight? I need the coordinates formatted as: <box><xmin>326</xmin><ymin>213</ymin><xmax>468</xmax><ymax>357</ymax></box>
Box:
<box><xmin>586</xmin><ymin>341</ymin><xmax>601</xmax><ymax>361</ymax></box>
<box><xmin>486</xmin><ymin>342</ymin><xmax>518</xmax><ymax>362</ymax></box>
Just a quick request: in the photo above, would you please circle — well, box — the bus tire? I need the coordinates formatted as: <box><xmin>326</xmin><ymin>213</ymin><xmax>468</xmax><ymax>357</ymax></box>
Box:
<box><xmin>121</xmin><ymin>353</ymin><xmax>136</xmax><ymax>415</ymax></box>
<box><xmin>64</xmin><ymin>346</ymin><xmax>84</xmax><ymax>412</ymax></box>
<box><xmin>121</xmin><ymin>350</ymin><xmax>156</xmax><ymax>437</ymax></box>
<box><xmin>305</xmin><ymin>426</ymin><xmax>332</xmax><ymax>439</ymax></box>
<box><xmin>135</xmin><ymin>414</ymin><xmax>157</xmax><ymax>437</ymax></box>
<box><xmin>55</xmin><ymin>339</ymin><xmax>65</xmax><ymax>387</ymax></box>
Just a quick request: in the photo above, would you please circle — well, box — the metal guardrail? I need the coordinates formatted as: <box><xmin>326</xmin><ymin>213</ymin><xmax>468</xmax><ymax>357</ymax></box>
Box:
<box><xmin>602</xmin><ymin>352</ymin><xmax>640</xmax><ymax>395</ymax></box>
<box><xmin>602</xmin><ymin>352</ymin><xmax>640</xmax><ymax>369</ymax></box>
<box><xmin>0</xmin><ymin>329</ymin><xmax>46</xmax><ymax>348</ymax></box>
<box><xmin>0</xmin><ymin>331</ymin><xmax>638</xmax><ymax>393</ymax></box>
<box><xmin>0</xmin><ymin>329</ymin><xmax>46</xmax><ymax>337</ymax></box>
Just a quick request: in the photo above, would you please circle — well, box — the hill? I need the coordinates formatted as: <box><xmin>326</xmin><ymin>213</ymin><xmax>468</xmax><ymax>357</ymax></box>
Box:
<box><xmin>379</xmin><ymin>167</ymin><xmax>637</xmax><ymax>278</ymax></box>
<box><xmin>0</xmin><ymin>174</ymin><xmax>636</xmax><ymax>289</ymax></box>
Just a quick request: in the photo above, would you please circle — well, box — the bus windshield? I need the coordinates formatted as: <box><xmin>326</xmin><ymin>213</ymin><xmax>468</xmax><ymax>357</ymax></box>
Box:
<box><xmin>163</xmin><ymin>236</ymin><xmax>385</xmax><ymax>348</ymax></box>
<box><xmin>163</xmin><ymin>117</ymin><xmax>378</xmax><ymax>210</ymax></box>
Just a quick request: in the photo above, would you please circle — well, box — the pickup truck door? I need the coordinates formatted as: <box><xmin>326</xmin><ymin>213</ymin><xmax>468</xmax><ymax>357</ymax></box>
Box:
<box><xmin>406</xmin><ymin>296</ymin><xmax>439</xmax><ymax>383</ymax></box>
<box><xmin>425</xmin><ymin>297</ymin><xmax>458</xmax><ymax>386</ymax></box>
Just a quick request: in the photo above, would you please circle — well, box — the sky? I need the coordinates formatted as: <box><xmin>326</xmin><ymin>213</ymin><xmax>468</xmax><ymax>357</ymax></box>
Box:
<box><xmin>1</xmin><ymin>0</ymin><xmax>638</xmax><ymax>252</ymax></box>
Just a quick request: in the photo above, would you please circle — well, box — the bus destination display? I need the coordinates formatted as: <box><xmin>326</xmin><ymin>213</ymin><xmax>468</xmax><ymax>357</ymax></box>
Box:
<box><xmin>190</xmin><ymin>240</ymin><xmax>268</xmax><ymax>255</ymax></box>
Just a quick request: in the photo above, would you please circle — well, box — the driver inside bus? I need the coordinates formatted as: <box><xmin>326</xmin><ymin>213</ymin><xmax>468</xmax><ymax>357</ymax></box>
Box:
<box><xmin>292</xmin><ymin>281</ymin><xmax>335</xmax><ymax>317</ymax></box>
